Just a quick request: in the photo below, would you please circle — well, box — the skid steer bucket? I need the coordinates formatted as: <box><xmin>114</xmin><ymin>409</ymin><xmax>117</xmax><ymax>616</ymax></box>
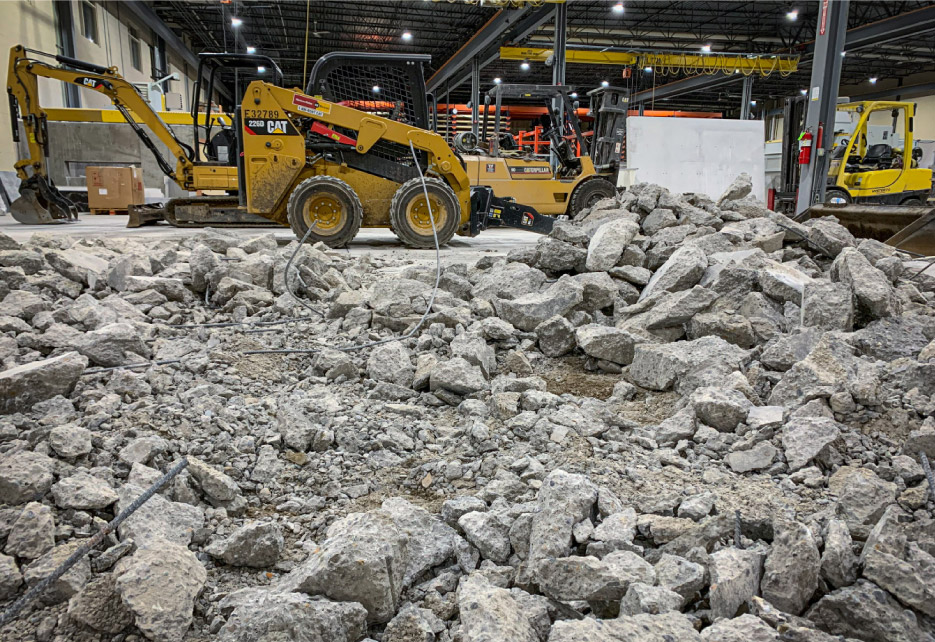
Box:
<box><xmin>808</xmin><ymin>204</ymin><xmax>935</xmax><ymax>256</ymax></box>
<box><xmin>9</xmin><ymin>176</ymin><xmax>78</xmax><ymax>224</ymax></box>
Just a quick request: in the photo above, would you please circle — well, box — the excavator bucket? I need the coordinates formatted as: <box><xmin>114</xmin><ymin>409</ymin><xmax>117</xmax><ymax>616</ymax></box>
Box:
<box><xmin>807</xmin><ymin>203</ymin><xmax>935</xmax><ymax>256</ymax></box>
<box><xmin>9</xmin><ymin>176</ymin><xmax>78</xmax><ymax>225</ymax></box>
<box><xmin>127</xmin><ymin>203</ymin><xmax>168</xmax><ymax>228</ymax></box>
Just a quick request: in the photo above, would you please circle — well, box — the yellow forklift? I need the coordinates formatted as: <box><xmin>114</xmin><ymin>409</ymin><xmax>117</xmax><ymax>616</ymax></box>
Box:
<box><xmin>811</xmin><ymin>100</ymin><xmax>935</xmax><ymax>254</ymax></box>
<box><xmin>451</xmin><ymin>84</ymin><xmax>627</xmax><ymax>217</ymax></box>
<box><xmin>6</xmin><ymin>45</ymin><xmax>556</xmax><ymax>247</ymax></box>
<box><xmin>825</xmin><ymin>100</ymin><xmax>932</xmax><ymax>206</ymax></box>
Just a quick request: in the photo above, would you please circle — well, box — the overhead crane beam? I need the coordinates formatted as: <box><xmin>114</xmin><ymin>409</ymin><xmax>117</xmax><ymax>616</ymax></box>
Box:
<box><xmin>500</xmin><ymin>46</ymin><xmax>800</xmax><ymax>75</ymax></box>
<box><xmin>629</xmin><ymin>3</ymin><xmax>935</xmax><ymax>106</ymax></box>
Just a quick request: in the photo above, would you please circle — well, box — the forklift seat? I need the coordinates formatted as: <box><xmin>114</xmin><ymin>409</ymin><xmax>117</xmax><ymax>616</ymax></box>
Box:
<box><xmin>859</xmin><ymin>143</ymin><xmax>893</xmax><ymax>170</ymax></box>
<box><xmin>498</xmin><ymin>132</ymin><xmax>518</xmax><ymax>151</ymax></box>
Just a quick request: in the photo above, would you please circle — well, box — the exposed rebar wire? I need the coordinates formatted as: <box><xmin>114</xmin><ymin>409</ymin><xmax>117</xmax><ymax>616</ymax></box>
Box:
<box><xmin>82</xmin><ymin>359</ymin><xmax>183</xmax><ymax>376</ymax></box>
<box><xmin>284</xmin><ymin>221</ymin><xmax>325</xmax><ymax>318</ymax></box>
<box><xmin>920</xmin><ymin>452</ymin><xmax>935</xmax><ymax>512</ymax></box>
<box><xmin>242</xmin><ymin>139</ymin><xmax>441</xmax><ymax>357</ymax></box>
<box><xmin>909</xmin><ymin>256</ymin><xmax>935</xmax><ymax>282</ymax></box>
<box><xmin>0</xmin><ymin>459</ymin><xmax>189</xmax><ymax>628</ymax></box>
<box><xmin>771</xmin><ymin>220</ymin><xmax>833</xmax><ymax>258</ymax></box>
<box><xmin>734</xmin><ymin>510</ymin><xmax>743</xmax><ymax>549</ymax></box>
<box><xmin>165</xmin><ymin>316</ymin><xmax>316</xmax><ymax>330</ymax></box>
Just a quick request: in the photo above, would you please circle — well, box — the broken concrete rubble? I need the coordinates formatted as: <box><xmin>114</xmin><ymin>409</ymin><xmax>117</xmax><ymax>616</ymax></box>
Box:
<box><xmin>0</xmin><ymin>177</ymin><xmax>932</xmax><ymax>641</ymax></box>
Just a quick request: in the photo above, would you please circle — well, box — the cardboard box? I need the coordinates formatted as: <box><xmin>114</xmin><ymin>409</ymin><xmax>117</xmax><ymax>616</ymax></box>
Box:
<box><xmin>86</xmin><ymin>166</ymin><xmax>144</xmax><ymax>212</ymax></box>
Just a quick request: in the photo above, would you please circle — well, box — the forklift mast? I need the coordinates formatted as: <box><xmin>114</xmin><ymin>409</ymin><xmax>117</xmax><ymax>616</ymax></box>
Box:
<box><xmin>586</xmin><ymin>85</ymin><xmax>629</xmax><ymax>173</ymax></box>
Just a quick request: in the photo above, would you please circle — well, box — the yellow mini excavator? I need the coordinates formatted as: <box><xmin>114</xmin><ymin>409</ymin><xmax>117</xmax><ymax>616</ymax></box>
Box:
<box><xmin>7</xmin><ymin>45</ymin><xmax>556</xmax><ymax>247</ymax></box>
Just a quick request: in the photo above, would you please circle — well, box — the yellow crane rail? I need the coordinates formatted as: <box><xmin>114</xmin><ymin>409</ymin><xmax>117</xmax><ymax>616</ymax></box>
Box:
<box><xmin>500</xmin><ymin>46</ymin><xmax>799</xmax><ymax>77</ymax></box>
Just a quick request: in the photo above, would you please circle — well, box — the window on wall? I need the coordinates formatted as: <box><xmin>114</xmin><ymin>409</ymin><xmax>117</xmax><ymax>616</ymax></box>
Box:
<box><xmin>128</xmin><ymin>27</ymin><xmax>142</xmax><ymax>71</ymax></box>
<box><xmin>150</xmin><ymin>33</ymin><xmax>168</xmax><ymax>82</ymax></box>
<box><xmin>81</xmin><ymin>0</ymin><xmax>98</xmax><ymax>44</ymax></box>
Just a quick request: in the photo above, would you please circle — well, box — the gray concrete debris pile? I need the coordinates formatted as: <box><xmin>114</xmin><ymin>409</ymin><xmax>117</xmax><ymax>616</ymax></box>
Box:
<box><xmin>1</xmin><ymin>172</ymin><xmax>934</xmax><ymax>641</ymax></box>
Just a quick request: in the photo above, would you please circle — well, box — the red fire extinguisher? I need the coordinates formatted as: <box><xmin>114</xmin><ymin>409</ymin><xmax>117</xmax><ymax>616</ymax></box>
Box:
<box><xmin>798</xmin><ymin>128</ymin><xmax>813</xmax><ymax>165</ymax></box>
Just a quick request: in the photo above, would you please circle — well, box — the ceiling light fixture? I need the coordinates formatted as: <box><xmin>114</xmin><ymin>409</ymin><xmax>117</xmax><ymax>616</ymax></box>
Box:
<box><xmin>601</xmin><ymin>80</ymin><xmax>610</xmax><ymax>87</ymax></box>
<box><xmin>612</xmin><ymin>2</ymin><xmax>624</xmax><ymax>14</ymax></box>
<box><xmin>800</xmin><ymin>88</ymin><xmax>808</xmax><ymax>95</ymax></box>
<box><xmin>521</xmin><ymin>61</ymin><xmax>530</xmax><ymax>71</ymax></box>
<box><xmin>493</xmin><ymin>77</ymin><xmax>502</xmax><ymax>84</ymax></box>
<box><xmin>869</xmin><ymin>77</ymin><xmax>877</xmax><ymax>84</ymax></box>
<box><xmin>257</xmin><ymin>66</ymin><xmax>266</xmax><ymax>73</ymax></box>
<box><xmin>372</xmin><ymin>85</ymin><xmax>380</xmax><ymax>93</ymax></box>
<box><xmin>840</xmin><ymin>51</ymin><xmax>846</xmax><ymax>57</ymax></box>
<box><xmin>786</xmin><ymin>9</ymin><xmax>799</xmax><ymax>20</ymax></box>
<box><xmin>246</xmin><ymin>46</ymin><xmax>256</xmax><ymax>54</ymax></box>
<box><xmin>701</xmin><ymin>44</ymin><xmax>712</xmax><ymax>53</ymax></box>
<box><xmin>570</xmin><ymin>92</ymin><xmax>578</xmax><ymax>98</ymax></box>
<box><xmin>644</xmin><ymin>66</ymin><xmax>653</xmax><ymax>72</ymax></box>
<box><xmin>401</xmin><ymin>31</ymin><xmax>413</xmax><ymax>41</ymax></box>
<box><xmin>231</xmin><ymin>17</ymin><xmax>243</xmax><ymax>27</ymax></box>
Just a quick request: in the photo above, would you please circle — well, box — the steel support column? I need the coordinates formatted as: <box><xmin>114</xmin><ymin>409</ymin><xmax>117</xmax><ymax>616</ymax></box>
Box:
<box><xmin>795</xmin><ymin>0</ymin><xmax>849</xmax><ymax>216</ymax></box>
<box><xmin>551</xmin><ymin>1</ymin><xmax>567</xmax><ymax>171</ymax></box>
<box><xmin>471</xmin><ymin>58</ymin><xmax>480</xmax><ymax>136</ymax></box>
<box><xmin>739</xmin><ymin>75</ymin><xmax>753</xmax><ymax>120</ymax></box>
<box><xmin>443</xmin><ymin>7</ymin><xmax>554</xmax><ymax>95</ymax></box>
<box><xmin>427</xmin><ymin>6</ymin><xmax>552</xmax><ymax>95</ymax></box>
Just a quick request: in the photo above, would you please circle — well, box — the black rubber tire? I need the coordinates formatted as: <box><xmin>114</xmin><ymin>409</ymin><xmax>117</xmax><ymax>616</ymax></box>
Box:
<box><xmin>824</xmin><ymin>187</ymin><xmax>852</xmax><ymax>206</ymax></box>
<box><xmin>899</xmin><ymin>196</ymin><xmax>924</xmax><ymax>206</ymax></box>
<box><xmin>286</xmin><ymin>176</ymin><xmax>363</xmax><ymax>248</ymax></box>
<box><xmin>389</xmin><ymin>177</ymin><xmax>461</xmax><ymax>248</ymax></box>
<box><xmin>568</xmin><ymin>178</ymin><xmax>617</xmax><ymax>216</ymax></box>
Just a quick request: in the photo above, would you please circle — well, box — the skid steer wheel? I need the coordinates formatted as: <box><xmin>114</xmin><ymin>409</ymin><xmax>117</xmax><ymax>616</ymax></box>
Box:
<box><xmin>568</xmin><ymin>178</ymin><xmax>617</xmax><ymax>216</ymax></box>
<box><xmin>287</xmin><ymin>176</ymin><xmax>363</xmax><ymax>248</ymax></box>
<box><xmin>899</xmin><ymin>196</ymin><xmax>924</xmax><ymax>206</ymax></box>
<box><xmin>824</xmin><ymin>188</ymin><xmax>852</xmax><ymax>206</ymax></box>
<box><xmin>389</xmin><ymin>177</ymin><xmax>460</xmax><ymax>248</ymax></box>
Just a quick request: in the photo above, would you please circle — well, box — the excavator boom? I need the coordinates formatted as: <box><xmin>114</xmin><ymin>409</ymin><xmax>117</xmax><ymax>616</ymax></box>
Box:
<box><xmin>6</xmin><ymin>45</ymin><xmax>228</xmax><ymax>223</ymax></box>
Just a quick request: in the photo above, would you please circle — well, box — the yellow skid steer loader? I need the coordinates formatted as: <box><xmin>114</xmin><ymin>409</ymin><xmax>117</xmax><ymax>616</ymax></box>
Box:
<box><xmin>7</xmin><ymin>45</ymin><xmax>556</xmax><ymax>247</ymax></box>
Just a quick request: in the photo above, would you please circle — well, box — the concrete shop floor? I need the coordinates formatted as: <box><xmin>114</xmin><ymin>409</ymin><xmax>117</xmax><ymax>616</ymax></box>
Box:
<box><xmin>0</xmin><ymin>212</ymin><xmax>538</xmax><ymax>259</ymax></box>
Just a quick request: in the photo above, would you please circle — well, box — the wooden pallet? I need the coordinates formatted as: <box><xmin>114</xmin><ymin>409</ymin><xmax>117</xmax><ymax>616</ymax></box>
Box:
<box><xmin>89</xmin><ymin>208</ymin><xmax>130</xmax><ymax>216</ymax></box>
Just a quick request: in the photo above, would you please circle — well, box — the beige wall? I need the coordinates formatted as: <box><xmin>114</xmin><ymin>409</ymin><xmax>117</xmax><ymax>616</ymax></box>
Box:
<box><xmin>1</xmin><ymin>0</ymin><xmax>202</xmax><ymax>172</ymax></box>
<box><xmin>912</xmin><ymin>94</ymin><xmax>935</xmax><ymax>141</ymax></box>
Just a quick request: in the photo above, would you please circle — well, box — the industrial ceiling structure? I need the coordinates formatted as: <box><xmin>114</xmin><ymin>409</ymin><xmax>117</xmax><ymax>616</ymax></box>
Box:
<box><xmin>151</xmin><ymin>0</ymin><xmax>935</xmax><ymax>115</ymax></box>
